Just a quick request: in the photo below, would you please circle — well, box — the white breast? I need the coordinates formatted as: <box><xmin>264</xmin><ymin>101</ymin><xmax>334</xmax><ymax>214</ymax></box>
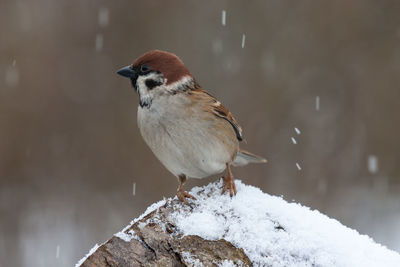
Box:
<box><xmin>137</xmin><ymin>94</ymin><xmax>233</xmax><ymax>179</ymax></box>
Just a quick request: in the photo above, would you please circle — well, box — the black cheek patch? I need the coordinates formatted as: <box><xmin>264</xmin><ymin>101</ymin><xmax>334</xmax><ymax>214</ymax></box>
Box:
<box><xmin>145</xmin><ymin>79</ymin><xmax>162</xmax><ymax>90</ymax></box>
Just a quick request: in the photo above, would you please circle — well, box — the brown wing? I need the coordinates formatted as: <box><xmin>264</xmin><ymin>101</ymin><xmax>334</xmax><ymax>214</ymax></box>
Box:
<box><xmin>189</xmin><ymin>88</ymin><xmax>243</xmax><ymax>141</ymax></box>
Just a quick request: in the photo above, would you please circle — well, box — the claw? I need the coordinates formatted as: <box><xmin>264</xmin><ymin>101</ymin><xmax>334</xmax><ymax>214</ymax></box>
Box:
<box><xmin>176</xmin><ymin>175</ymin><xmax>196</xmax><ymax>205</ymax></box>
<box><xmin>221</xmin><ymin>163</ymin><xmax>237</xmax><ymax>197</ymax></box>
<box><xmin>221</xmin><ymin>176</ymin><xmax>237</xmax><ymax>196</ymax></box>
<box><xmin>177</xmin><ymin>190</ymin><xmax>196</xmax><ymax>205</ymax></box>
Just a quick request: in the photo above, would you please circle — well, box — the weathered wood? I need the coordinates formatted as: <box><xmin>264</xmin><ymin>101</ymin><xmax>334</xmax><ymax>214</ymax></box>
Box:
<box><xmin>80</xmin><ymin>199</ymin><xmax>252</xmax><ymax>267</ymax></box>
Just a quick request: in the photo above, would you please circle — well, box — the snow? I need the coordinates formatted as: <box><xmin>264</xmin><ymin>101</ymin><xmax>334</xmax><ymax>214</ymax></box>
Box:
<box><xmin>131</xmin><ymin>199</ymin><xmax>166</xmax><ymax>224</ymax></box>
<box><xmin>76</xmin><ymin>182</ymin><xmax>400</xmax><ymax>266</ymax></box>
<box><xmin>181</xmin><ymin>251</ymin><xmax>203</xmax><ymax>266</ymax></box>
<box><xmin>219</xmin><ymin>260</ymin><xmax>236</xmax><ymax>267</ymax></box>
<box><xmin>294</xmin><ymin>127</ymin><xmax>301</xmax><ymax>135</ymax></box>
<box><xmin>56</xmin><ymin>245</ymin><xmax>60</xmax><ymax>259</ymax></box>
<box><xmin>291</xmin><ymin>137</ymin><xmax>297</xmax><ymax>144</ymax></box>
<box><xmin>98</xmin><ymin>7</ymin><xmax>109</xmax><ymax>27</ymax></box>
<box><xmin>114</xmin><ymin>231</ymin><xmax>131</xmax><ymax>242</ymax></box>
<box><xmin>241</xmin><ymin>34</ymin><xmax>246</xmax><ymax>48</ymax></box>
<box><xmin>75</xmin><ymin>199</ymin><xmax>165</xmax><ymax>265</ymax></box>
<box><xmin>114</xmin><ymin>229</ymin><xmax>139</xmax><ymax>242</ymax></box>
<box><xmin>182</xmin><ymin>251</ymin><xmax>236</xmax><ymax>267</ymax></box>
<box><xmin>296</xmin><ymin>162</ymin><xmax>302</xmax><ymax>170</ymax></box>
<box><xmin>368</xmin><ymin>155</ymin><xmax>378</xmax><ymax>174</ymax></box>
<box><xmin>168</xmin><ymin>180</ymin><xmax>400</xmax><ymax>267</ymax></box>
<box><xmin>221</xmin><ymin>10</ymin><xmax>226</xmax><ymax>26</ymax></box>
<box><xmin>114</xmin><ymin>199</ymin><xmax>166</xmax><ymax>242</ymax></box>
<box><xmin>75</xmin><ymin>244</ymin><xmax>99</xmax><ymax>267</ymax></box>
<box><xmin>95</xmin><ymin>33</ymin><xmax>103</xmax><ymax>52</ymax></box>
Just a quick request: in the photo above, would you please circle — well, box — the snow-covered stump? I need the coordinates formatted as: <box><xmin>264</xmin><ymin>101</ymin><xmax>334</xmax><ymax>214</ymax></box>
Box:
<box><xmin>77</xmin><ymin>180</ymin><xmax>400</xmax><ymax>267</ymax></box>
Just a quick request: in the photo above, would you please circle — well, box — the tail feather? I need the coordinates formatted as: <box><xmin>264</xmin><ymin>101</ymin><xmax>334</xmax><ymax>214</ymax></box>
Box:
<box><xmin>232</xmin><ymin>149</ymin><xmax>267</xmax><ymax>167</ymax></box>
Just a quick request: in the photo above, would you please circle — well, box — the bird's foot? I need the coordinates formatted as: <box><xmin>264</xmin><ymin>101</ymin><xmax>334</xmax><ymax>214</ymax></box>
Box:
<box><xmin>177</xmin><ymin>189</ymin><xmax>196</xmax><ymax>205</ymax></box>
<box><xmin>221</xmin><ymin>176</ymin><xmax>237</xmax><ymax>197</ymax></box>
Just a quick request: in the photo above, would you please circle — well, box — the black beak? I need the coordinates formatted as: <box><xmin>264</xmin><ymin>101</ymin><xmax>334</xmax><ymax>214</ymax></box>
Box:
<box><xmin>117</xmin><ymin>66</ymin><xmax>136</xmax><ymax>78</ymax></box>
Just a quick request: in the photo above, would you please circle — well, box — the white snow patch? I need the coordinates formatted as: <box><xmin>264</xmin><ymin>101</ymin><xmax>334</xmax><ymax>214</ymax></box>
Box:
<box><xmin>219</xmin><ymin>260</ymin><xmax>236</xmax><ymax>267</ymax></box>
<box><xmin>77</xmin><ymin>182</ymin><xmax>400</xmax><ymax>266</ymax></box>
<box><xmin>169</xmin><ymin>181</ymin><xmax>400</xmax><ymax>267</ymax></box>
<box><xmin>294</xmin><ymin>127</ymin><xmax>301</xmax><ymax>135</ymax></box>
<box><xmin>75</xmin><ymin>199</ymin><xmax>165</xmax><ymax>266</ymax></box>
<box><xmin>181</xmin><ymin>252</ymin><xmax>236</xmax><ymax>267</ymax></box>
<box><xmin>114</xmin><ymin>230</ymin><xmax>139</xmax><ymax>243</ymax></box>
<box><xmin>120</xmin><ymin>199</ymin><xmax>166</xmax><ymax>234</ymax></box>
<box><xmin>75</xmin><ymin>243</ymin><xmax>100</xmax><ymax>267</ymax></box>
<box><xmin>181</xmin><ymin>251</ymin><xmax>203</xmax><ymax>267</ymax></box>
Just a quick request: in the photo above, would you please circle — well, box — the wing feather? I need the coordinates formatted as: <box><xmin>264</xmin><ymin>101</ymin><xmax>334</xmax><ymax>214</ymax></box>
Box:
<box><xmin>188</xmin><ymin>88</ymin><xmax>243</xmax><ymax>141</ymax></box>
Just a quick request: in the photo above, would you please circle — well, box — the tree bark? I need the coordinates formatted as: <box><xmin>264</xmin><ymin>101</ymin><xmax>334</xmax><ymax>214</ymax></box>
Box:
<box><xmin>80</xmin><ymin>199</ymin><xmax>252</xmax><ymax>267</ymax></box>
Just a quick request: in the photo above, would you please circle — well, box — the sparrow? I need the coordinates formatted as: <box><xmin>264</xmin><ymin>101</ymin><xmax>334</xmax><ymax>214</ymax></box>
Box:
<box><xmin>117</xmin><ymin>50</ymin><xmax>267</xmax><ymax>203</ymax></box>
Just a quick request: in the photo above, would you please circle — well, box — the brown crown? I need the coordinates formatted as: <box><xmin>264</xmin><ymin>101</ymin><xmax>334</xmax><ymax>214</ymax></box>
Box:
<box><xmin>131</xmin><ymin>50</ymin><xmax>192</xmax><ymax>85</ymax></box>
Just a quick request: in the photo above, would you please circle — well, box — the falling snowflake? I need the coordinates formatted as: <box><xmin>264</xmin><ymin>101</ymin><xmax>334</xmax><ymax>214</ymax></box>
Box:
<box><xmin>368</xmin><ymin>155</ymin><xmax>378</xmax><ymax>174</ymax></box>
<box><xmin>296</xmin><ymin>163</ymin><xmax>302</xmax><ymax>170</ymax></box>
<box><xmin>98</xmin><ymin>7</ymin><xmax>109</xmax><ymax>27</ymax></box>
<box><xmin>221</xmin><ymin>10</ymin><xmax>226</xmax><ymax>26</ymax></box>
<box><xmin>95</xmin><ymin>33</ymin><xmax>103</xmax><ymax>51</ymax></box>
<box><xmin>315</xmin><ymin>96</ymin><xmax>320</xmax><ymax>111</ymax></box>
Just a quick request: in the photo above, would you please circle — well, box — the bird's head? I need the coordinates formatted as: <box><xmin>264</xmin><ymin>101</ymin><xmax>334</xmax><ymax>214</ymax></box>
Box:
<box><xmin>117</xmin><ymin>50</ymin><xmax>194</xmax><ymax>108</ymax></box>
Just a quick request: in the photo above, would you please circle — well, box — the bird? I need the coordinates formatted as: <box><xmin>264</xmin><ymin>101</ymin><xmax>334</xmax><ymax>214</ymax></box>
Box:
<box><xmin>117</xmin><ymin>50</ymin><xmax>267</xmax><ymax>203</ymax></box>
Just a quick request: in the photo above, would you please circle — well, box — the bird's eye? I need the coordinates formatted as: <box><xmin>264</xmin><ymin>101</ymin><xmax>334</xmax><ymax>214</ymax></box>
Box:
<box><xmin>140</xmin><ymin>65</ymin><xmax>150</xmax><ymax>73</ymax></box>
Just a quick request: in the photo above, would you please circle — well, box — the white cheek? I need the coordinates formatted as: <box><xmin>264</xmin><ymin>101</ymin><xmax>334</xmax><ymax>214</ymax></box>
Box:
<box><xmin>136</xmin><ymin>75</ymin><xmax>154</xmax><ymax>101</ymax></box>
<box><xmin>137</xmin><ymin>73</ymin><xmax>165</xmax><ymax>94</ymax></box>
<box><xmin>136</xmin><ymin>76</ymin><xmax>148</xmax><ymax>94</ymax></box>
<box><xmin>136</xmin><ymin>73</ymin><xmax>167</xmax><ymax>108</ymax></box>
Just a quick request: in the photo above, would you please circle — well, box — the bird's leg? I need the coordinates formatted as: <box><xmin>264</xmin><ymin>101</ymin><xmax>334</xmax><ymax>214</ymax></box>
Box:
<box><xmin>177</xmin><ymin>175</ymin><xmax>196</xmax><ymax>204</ymax></box>
<box><xmin>222</xmin><ymin>163</ymin><xmax>237</xmax><ymax>197</ymax></box>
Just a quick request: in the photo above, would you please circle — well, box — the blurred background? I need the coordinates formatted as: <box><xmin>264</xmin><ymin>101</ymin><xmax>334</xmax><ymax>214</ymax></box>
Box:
<box><xmin>1</xmin><ymin>0</ymin><xmax>400</xmax><ymax>266</ymax></box>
